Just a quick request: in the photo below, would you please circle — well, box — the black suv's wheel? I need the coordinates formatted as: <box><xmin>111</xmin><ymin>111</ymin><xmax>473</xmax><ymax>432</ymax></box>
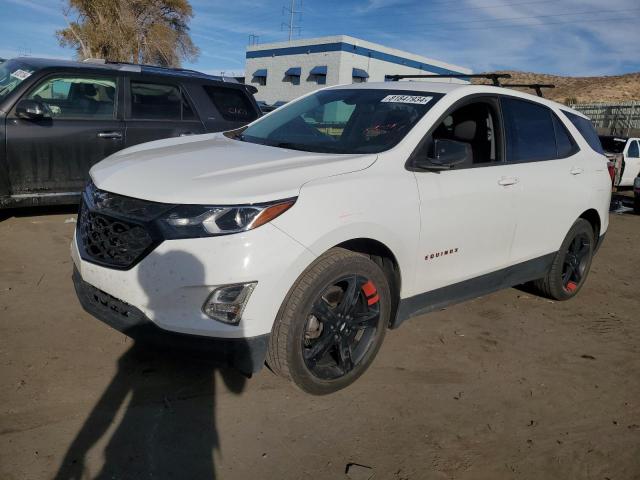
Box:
<box><xmin>532</xmin><ymin>218</ymin><xmax>595</xmax><ymax>301</ymax></box>
<box><xmin>267</xmin><ymin>248</ymin><xmax>391</xmax><ymax>395</ymax></box>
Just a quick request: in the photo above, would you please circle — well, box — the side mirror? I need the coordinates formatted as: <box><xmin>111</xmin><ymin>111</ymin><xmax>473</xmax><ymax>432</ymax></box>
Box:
<box><xmin>413</xmin><ymin>138</ymin><xmax>472</xmax><ymax>171</ymax></box>
<box><xmin>429</xmin><ymin>139</ymin><xmax>471</xmax><ymax>167</ymax></box>
<box><xmin>15</xmin><ymin>99</ymin><xmax>50</xmax><ymax>120</ymax></box>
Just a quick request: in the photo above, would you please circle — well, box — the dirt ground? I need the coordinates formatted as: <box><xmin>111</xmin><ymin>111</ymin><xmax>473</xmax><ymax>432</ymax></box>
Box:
<box><xmin>1</xmin><ymin>204</ymin><xmax>639</xmax><ymax>480</ymax></box>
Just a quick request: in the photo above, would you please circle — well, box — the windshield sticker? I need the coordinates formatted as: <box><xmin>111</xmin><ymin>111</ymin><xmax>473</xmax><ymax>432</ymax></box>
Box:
<box><xmin>10</xmin><ymin>69</ymin><xmax>32</xmax><ymax>81</ymax></box>
<box><xmin>381</xmin><ymin>95</ymin><xmax>433</xmax><ymax>105</ymax></box>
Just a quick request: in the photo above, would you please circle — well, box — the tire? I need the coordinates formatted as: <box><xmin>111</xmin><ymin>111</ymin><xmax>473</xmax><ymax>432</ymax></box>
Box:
<box><xmin>634</xmin><ymin>195</ymin><xmax>640</xmax><ymax>215</ymax></box>
<box><xmin>532</xmin><ymin>218</ymin><xmax>595</xmax><ymax>301</ymax></box>
<box><xmin>267</xmin><ymin>248</ymin><xmax>391</xmax><ymax>395</ymax></box>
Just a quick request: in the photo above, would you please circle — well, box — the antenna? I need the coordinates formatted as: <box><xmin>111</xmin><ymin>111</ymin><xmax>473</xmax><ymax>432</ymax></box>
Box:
<box><xmin>248</xmin><ymin>34</ymin><xmax>260</xmax><ymax>46</ymax></box>
<box><xmin>282</xmin><ymin>0</ymin><xmax>302</xmax><ymax>41</ymax></box>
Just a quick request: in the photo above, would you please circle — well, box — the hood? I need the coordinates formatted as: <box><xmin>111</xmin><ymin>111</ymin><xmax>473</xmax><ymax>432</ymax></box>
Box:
<box><xmin>90</xmin><ymin>133</ymin><xmax>377</xmax><ymax>204</ymax></box>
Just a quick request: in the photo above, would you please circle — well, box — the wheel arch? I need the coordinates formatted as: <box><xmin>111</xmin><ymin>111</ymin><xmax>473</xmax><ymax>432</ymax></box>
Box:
<box><xmin>578</xmin><ymin>208</ymin><xmax>601</xmax><ymax>241</ymax></box>
<box><xmin>333</xmin><ymin>238</ymin><xmax>402</xmax><ymax>326</ymax></box>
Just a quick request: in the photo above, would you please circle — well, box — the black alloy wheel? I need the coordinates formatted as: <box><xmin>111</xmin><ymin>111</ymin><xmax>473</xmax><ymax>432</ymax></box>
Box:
<box><xmin>302</xmin><ymin>274</ymin><xmax>380</xmax><ymax>380</ymax></box>
<box><xmin>532</xmin><ymin>218</ymin><xmax>595</xmax><ymax>301</ymax></box>
<box><xmin>561</xmin><ymin>232</ymin><xmax>591</xmax><ymax>294</ymax></box>
<box><xmin>266</xmin><ymin>248</ymin><xmax>391</xmax><ymax>395</ymax></box>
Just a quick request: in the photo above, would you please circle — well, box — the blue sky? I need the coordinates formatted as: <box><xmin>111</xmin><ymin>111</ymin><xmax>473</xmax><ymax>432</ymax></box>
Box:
<box><xmin>1</xmin><ymin>0</ymin><xmax>639</xmax><ymax>76</ymax></box>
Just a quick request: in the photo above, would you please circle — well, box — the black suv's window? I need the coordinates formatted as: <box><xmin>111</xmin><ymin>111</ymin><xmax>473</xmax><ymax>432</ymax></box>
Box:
<box><xmin>562</xmin><ymin>110</ymin><xmax>604</xmax><ymax>154</ymax></box>
<box><xmin>0</xmin><ymin>59</ymin><xmax>38</xmax><ymax>101</ymax></box>
<box><xmin>27</xmin><ymin>76</ymin><xmax>116</xmax><ymax>119</ymax></box>
<box><xmin>203</xmin><ymin>86</ymin><xmax>258</xmax><ymax>122</ymax></box>
<box><xmin>502</xmin><ymin>97</ymin><xmax>557</xmax><ymax>162</ymax></box>
<box><xmin>130</xmin><ymin>81</ymin><xmax>195</xmax><ymax>120</ymax></box>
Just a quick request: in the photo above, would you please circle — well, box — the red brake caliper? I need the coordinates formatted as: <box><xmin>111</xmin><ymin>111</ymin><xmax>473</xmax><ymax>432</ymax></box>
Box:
<box><xmin>566</xmin><ymin>281</ymin><xmax>578</xmax><ymax>292</ymax></box>
<box><xmin>362</xmin><ymin>280</ymin><xmax>379</xmax><ymax>306</ymax></box>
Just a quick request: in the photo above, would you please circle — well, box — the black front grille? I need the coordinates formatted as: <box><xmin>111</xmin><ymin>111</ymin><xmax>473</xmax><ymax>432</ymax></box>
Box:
<box><xmin>77</xmin><ymin>183</ymin><xmax>173</xmax><ymax>269</ymax></box>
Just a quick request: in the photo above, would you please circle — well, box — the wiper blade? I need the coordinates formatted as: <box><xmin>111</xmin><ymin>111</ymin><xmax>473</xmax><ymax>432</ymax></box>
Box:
<box><xmin>273</xmin><ymin>142</ymin><xmax>310</xmax><ymax>152</ymax></box>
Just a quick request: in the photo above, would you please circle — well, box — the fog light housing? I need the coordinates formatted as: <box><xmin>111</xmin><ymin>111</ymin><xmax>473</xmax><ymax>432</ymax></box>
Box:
<box><xmin>202</xmin><ymin>282</ymin><xmax>257</xmax><ymax>325</ymax></box>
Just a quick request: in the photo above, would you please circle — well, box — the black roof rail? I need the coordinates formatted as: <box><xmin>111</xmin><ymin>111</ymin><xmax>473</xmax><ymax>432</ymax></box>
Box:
<box><xmin>102</xmin><ymin>60</ymin><xmax>228</xmax><ymax>80</ymax></box>
<box><xmin>387</xmin><ymin>73</ymin><xmax>511</xmax><ymax>86</ymax></box>
<box><xmin>502</xmin><ymin>83</ymin><xmax>555</xmax><ymax>98</ymax></box>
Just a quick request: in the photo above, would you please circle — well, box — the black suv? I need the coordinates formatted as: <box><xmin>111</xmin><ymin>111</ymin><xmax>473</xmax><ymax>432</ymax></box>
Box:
<box><xmin>0</xmin><ymin>57</ymin><xmax>260</xmax><ymax>208</ymax></box>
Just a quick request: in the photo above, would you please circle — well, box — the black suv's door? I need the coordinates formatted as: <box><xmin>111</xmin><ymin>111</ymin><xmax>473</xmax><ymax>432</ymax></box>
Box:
<box><xmin>5</xmin><ymin>73</ymin><xmax>124</xmax><ymax>196</ymax></box>
<box><xmin>124</xmin><ymin>77</ymin><xmax>205</xmax><ymax>147</ymax></box>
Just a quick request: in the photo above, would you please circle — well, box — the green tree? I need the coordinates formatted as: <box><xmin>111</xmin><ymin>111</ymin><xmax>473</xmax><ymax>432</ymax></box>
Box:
<box><xmin>57</xmin><ymin>0</ymin><xmax>199</xmax><ymax>67</ymax></box>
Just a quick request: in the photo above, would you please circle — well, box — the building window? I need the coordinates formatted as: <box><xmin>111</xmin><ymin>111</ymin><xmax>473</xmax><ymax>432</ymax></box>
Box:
<box><xmin>352</xmin><ymin>68</ymin><xmax>369</xmax><ymax>83</ymax></box>
<box><xmin>309</xmin><ymin>65</ymin><xmax>327</xmax><ymax>85</ymax></box>
<box><xmin>252</xmin><ymin>69</ymin><xmax>267</xmax><ymax>86</ymax></box>
<box><xmin>285</xmin><ymin>67</ymin><xmax>301</xmax><ymax>85</ymax></box>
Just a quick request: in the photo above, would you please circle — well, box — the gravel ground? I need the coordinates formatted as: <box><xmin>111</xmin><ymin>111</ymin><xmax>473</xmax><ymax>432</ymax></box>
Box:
<box><xmin>0</xmin><ymin>207</ymin><xmax>639</xmax><ymax>480</ymax></box>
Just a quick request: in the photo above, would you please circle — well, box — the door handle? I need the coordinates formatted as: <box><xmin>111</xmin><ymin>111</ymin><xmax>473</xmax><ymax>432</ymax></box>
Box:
<box><xmin>570</xmin><ymin>167</ymin><xmax>583</xmax><ymax>175</ymax></box>
<box><xmin>498</xmin><ymin>177</ymin><xmax>519</xmax><ymax>186</ymax></box>
<box><xmin>97</xmin><ymin>131</ymin><xmax>123</xmax><ymax>139</ymax></box>
<box><xmin>179</xmin><ymin>131</ymin><xmax>195</xmax><ymax>137</ymax></box>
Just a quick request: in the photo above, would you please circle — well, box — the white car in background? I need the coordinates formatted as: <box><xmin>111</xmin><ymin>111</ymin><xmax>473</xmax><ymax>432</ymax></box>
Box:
<box><xmin>71</xmin><ymin>80</ymin><xmax>611</xmax><ymax>394</ymax></box>
<box><xmin>599</xmin><ymin>135</ymin><xmax>640</xmax><ymax>187</ymax></box>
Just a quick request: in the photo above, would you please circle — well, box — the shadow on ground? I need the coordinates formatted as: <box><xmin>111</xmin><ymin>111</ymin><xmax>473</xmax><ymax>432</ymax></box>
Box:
<box><xmin>0</xmin><ymin>205</ymin><xmax>79</xmax><ymax>222</ymax></box>
<box><xmin>54</xmin><ymin>344</ymin><xmax>246</xmax><ymax>480</ymax></box>
<box><xmin>55</xmin><ymin>250</ymin><xmax>249</xmax><ymax>479</ymax></box>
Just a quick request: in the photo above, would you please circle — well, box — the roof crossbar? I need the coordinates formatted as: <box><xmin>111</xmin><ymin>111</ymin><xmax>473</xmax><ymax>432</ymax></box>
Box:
<box><xmin>387</xmin><ymin>73</ymin><xmax>511</xmax><ymax>86</ymax></box>
<box><xmin>502</xmin><ymin>83</ymin><xmax>555</xmax><ymax>98</ymax></box>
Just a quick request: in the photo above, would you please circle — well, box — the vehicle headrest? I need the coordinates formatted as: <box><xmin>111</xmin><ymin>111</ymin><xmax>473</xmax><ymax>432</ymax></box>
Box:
<box><xmin>82</xmin><ymin>83</ymin><xmax>97</xmax><ymax>96</ymax></box>
<box><xmin>454</xmin><ymin>120</ymin><xmax>476</xmax><ymax>141</ymax></box>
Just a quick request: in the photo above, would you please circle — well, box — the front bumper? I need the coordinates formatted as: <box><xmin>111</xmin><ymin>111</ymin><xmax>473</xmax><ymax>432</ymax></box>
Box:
<box><xmin>71</xmin><ymin>221</ymin><xmax>316</xmax><ymax>339</ymax></box>
<box><xmin>73</xmin><ymin>267</ymin><xmax>268</xmax><ymax>374</ymax></box>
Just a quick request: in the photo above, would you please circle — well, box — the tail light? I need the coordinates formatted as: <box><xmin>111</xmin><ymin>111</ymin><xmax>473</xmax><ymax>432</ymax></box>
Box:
<box><xmin>607</xmin><ymin>161</ymin><xmax>615</xmax><ymax>185</ymax></box>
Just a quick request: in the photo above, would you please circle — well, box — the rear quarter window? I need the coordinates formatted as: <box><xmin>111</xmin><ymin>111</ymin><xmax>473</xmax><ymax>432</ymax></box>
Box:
<box><xmin>561</xmin><ymin>110</ymin><xmax>604</xmax><ymax>154</ymax></box>
<box><xmin>551</xmin><ymin>113</ymin><xmax>579</xmax><ymax>158</ymax></box>
<box><xmin>203</xmin><ymin>86</ymin><xmax>258</xmax><ymax>123</ymax></box>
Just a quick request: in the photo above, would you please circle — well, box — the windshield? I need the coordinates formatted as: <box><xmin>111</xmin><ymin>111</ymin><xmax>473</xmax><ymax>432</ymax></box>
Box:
<box><xmin>239</xmin><ymin>89</ymin><xmax>442</xmax><ymax>154</ymax></box>
<box><xmin>0</xmin><ymin>59</ymin><xmax>37</xmax><ymax>101</ymax></box>
<box><xmin>599</xmin><ymin>136</ymin><xmax>627</xmax><ymax>154</ymax></box>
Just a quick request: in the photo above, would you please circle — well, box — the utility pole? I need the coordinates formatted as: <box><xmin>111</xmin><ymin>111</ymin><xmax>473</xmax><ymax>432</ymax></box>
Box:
<box><xmin>282</xmin><ymin>0</ymin><xmax>302</xmax><ymax>41</ymax></box>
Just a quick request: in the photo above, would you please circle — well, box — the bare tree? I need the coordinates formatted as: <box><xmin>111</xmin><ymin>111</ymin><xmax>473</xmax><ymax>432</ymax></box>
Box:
<box><xmin>57</xmin><ymin>0</ymin><xmax>199</xmax><ymax>67</ymax></box>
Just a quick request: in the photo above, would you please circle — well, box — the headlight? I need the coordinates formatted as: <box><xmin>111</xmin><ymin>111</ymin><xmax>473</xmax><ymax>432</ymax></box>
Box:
<box><xmin>158</xmin><ymin>198</ymin><xmax>296</xmax><ymax>239</ymax></box>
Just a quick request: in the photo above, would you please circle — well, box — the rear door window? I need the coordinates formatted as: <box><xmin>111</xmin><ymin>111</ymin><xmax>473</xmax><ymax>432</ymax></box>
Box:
<box><xmin>27</xmin><ymin>76</ymin><xmax>117</xmax><ymax>119</ymax></box>
<box><xmin>203</xmin><ymin>86</ymin><xmax>258</xmax><ymax>122</ymax></box>
<box><xmin>629</xmin><ymin>140</ymin><xmax>640</xmax><ymax>158</ymax></box>
<box><xmin>561</xmin><ymin>110</ymin><xmax>604</xmax><ymax>154</ymax></box>
<box><xmin>130</xmin><ymin>81</ymin><xmax>195</xmax><ymax>120</ymax></box>
<box><xmin>502</xmin><ymin>97</ymin><xmax>557</xmax><ymax>162</ymax></box>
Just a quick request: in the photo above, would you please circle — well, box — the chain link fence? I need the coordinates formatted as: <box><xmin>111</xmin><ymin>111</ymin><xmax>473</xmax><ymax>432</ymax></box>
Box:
<box><xmin>569</xmin><ymin>101</ymin><xmax>640</xmax><ymax>137</ymax></box>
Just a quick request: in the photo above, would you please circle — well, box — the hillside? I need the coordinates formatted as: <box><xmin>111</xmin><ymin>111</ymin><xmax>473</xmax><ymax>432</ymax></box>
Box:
<box><xmin>472</xmin><ymin>71</ymin><xmax>640</xmax><ymax>104</ymax></box>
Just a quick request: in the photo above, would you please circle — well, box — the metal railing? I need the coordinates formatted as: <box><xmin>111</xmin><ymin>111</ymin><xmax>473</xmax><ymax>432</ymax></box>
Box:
<box><xmin>569</xmin><ymin>101</ymin><xmax>640</xmax><ymax>136</ymax></box>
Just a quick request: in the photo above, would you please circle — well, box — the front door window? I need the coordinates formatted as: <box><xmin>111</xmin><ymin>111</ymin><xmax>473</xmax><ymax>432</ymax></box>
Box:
<box><xmin>27</xmin><ymin>76</ymin><xmax>117</xmax><ymax>119</ymax></box>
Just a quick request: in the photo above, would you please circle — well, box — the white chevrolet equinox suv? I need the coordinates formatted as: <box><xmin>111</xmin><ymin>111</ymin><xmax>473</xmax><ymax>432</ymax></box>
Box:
<box><xmin>72</xmin><ymin>80</ymin><xmax>611</xmax><ymax>394</ymax></box>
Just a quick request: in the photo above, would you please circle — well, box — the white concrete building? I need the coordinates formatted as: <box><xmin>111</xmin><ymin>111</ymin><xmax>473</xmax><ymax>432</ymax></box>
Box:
<box><xmin>245</xmin><ymin>35</ymin><xmax>472</xmax><ymax>105</ymax></box>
